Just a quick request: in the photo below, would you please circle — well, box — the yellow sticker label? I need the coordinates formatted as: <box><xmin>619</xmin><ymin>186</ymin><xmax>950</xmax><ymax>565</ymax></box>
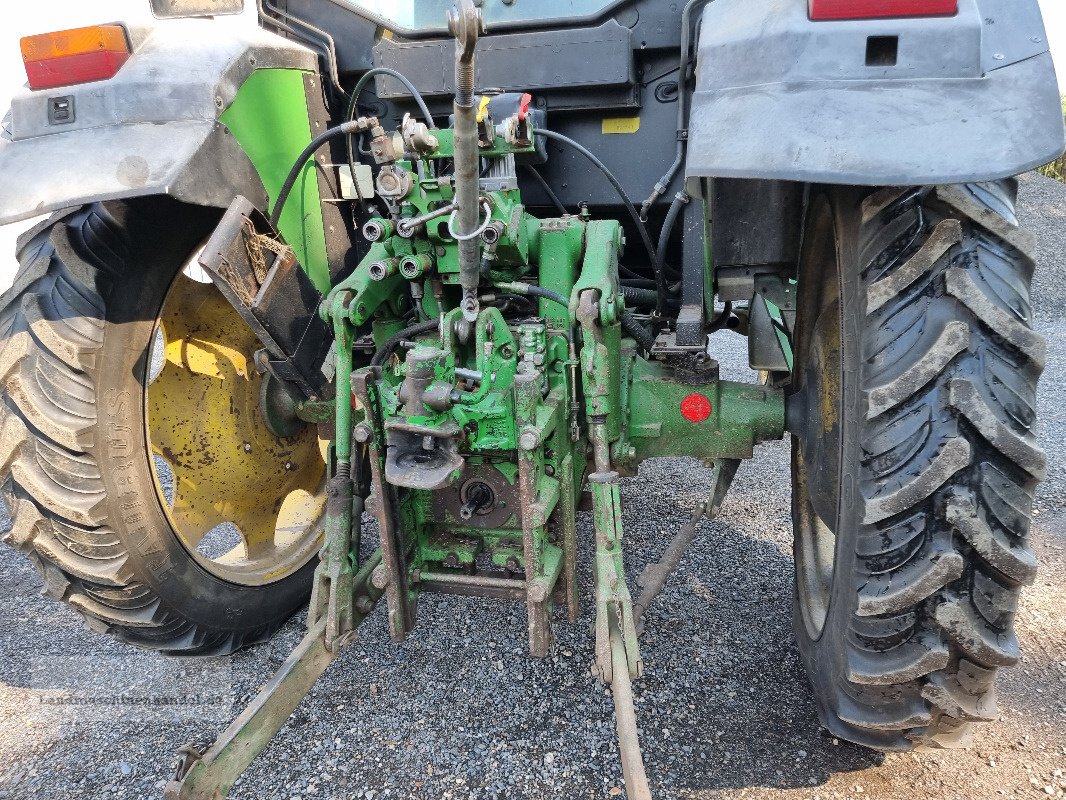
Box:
<box><xmin>601</xmin><ymin>117</ymin><xmax>641</xmax><ymax>134</ymax></box>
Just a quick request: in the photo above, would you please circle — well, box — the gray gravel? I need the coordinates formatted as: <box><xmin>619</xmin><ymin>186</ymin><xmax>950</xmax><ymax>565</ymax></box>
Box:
<box><xmin>0</xmin><ymin>175</ymin><xmax>1064</xmax><ymax>800</ymax></box>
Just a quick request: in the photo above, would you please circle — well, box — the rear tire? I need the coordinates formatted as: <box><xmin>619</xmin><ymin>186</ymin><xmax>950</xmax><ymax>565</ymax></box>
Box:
<box><xmin>0</xmin><ymin>198</ymin><xmax>319</xmax><ymax>655</ymax></box>
<box><xmin>790</xmin><ymin>181</ymin><xmax>1044</xmax><ymax>749</ymax></box>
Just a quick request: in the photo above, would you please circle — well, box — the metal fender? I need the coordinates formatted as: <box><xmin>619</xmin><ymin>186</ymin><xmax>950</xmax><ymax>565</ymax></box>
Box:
<box><xmin>686</xmin><ymin>0</ymin><xmax>1066</xmax><ymax>185</ymax></box>
<box><xmin>0</xmin><ymin>19</ymin><xmax>317</xmax><ymax>227</ymax></box>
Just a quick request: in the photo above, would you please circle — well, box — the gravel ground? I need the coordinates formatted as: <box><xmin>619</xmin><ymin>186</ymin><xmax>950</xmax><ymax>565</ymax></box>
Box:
<box><xmin>0</xmin><ymin>175</ymin><xmax>1063</xmax><ymax>800</ymax></box>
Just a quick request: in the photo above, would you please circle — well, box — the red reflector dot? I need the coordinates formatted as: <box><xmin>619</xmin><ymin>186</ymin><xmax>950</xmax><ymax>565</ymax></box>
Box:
<box><xmin>680</xmin><ymin>393</ymin><xmax>712</xmax><ymax>423</ymax></box>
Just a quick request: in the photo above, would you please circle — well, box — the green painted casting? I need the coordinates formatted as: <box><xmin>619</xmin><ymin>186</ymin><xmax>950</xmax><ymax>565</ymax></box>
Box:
<box><xmin>621</xmin><ymin>357</ymin><xmax>785</xmax><ymax>465</ymax></box>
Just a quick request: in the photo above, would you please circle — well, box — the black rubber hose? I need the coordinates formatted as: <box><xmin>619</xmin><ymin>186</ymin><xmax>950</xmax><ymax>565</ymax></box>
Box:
<box><xmin>521</xmin><ymin>165</ymin><xmax>568</xmax><ymax>216</ymax></box>
<box><xmin>620</xmin><ymin>309</ymin><xmax>657</xmax><ymax>354</ymax></box>
<box><xmin>369</xmin><ymin>319</ymin><xmax>441</xmax><ymax>369</ymax></box>
<box><xmin>345</xmin><ymin>67</ymin><xmax>434</xmax><ymax>129</ymax></box>
<box><xmin>657</xmin><ymin>191</ymin><xmax>689</xmax><ymax>271</ymax></box>
<box><xmin>639</xmin><ymin>0</ymin><xmax>712</xmax><ymax>218</ymax></box>
<box><xmin>622</xmin><ymin>286</ymin><xmax>682</xmax><ymax>312</ymax></box>
<box><xmin>532</xmin><ymin>128</ymin><xmax>669</xmax><ymax>317</ymax></box>
<box><xmin>498</xmin><ymin>284</ymin><xmax>577</xmax><ymax>345</ymax></box>
<box><xmin>621</xmin><ymin>278</ymin><xmax>659</xmax><ymax>289</ymax></box>
<box><xmin>709</xmin><ymin>301</ymin><xmax>734</xmax><ymax>332</ymax></box>
<box><xmin>270</xmin><ymin>120</ymin><xmax>366</xmax><ymax>231</ymax></box>
<box><xmin>520</xmin><ymin>284</ymin><xmax>568</xmax><ymax>308</ymax></box>
<box><xmin>622</xmin><ymin>285</ymin><xmax>660</xmax><ymax>306</ymax></box>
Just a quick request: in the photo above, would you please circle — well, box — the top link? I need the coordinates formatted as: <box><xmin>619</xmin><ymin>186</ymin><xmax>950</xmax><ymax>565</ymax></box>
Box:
<box><xmin>448</xmin><ymin>0</ymin><xmax>483</xmax><ymax>107</ymax></box>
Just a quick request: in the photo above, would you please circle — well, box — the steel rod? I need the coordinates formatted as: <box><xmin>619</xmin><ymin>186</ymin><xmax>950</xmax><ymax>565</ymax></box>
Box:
<box><xmin>414</xmin><ymin>570</ymin><xmax>526</xmax><ymax>592</ymax></box>
<box><xmin>610</xmin><ymin>625</ymin><xmax>653</xmax><ymax>800</ymax></box>
<box><xmin>419</xmin><ymin>580</ymin><xmax>527</xmax><ymax>602</ymax></box>
<box><xmin>633</xmin><ymin>459</ymin><xmax>741</xmax><ymax>632</ymax></box>
<box><xmin>166</xmin><ymin>553</ymin><xmax>383</xmax><ymax>800</ymax></box>
<box><xmin>448</xmin><ymin>0</ymin><xmax>483</xmax><ymax>319</ymax></box>
<box><xmin>633</xmin><ymin>502</ymin><xmax>706</xmax><ymax>630</ymax></box>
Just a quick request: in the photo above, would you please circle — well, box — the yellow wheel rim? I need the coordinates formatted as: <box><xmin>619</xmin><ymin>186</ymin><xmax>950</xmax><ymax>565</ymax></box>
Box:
<box><xmin>146</xmin><ymin>272</ymin><xmax>326</xmax><ymax>585</ymax></box>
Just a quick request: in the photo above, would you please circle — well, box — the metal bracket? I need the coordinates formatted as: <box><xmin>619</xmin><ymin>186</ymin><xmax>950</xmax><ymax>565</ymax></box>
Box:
<box><xmin>165</xmin><ymin>553</ymin><xmax>383</xmax><ymax>800</ymax></box>
<box><xmin>198</xmin><ymin>196</ymin><xmax>332</xmax><ymax>399</ymax></box>
<box><xmin>307</xmin><ymin>476</ymin><xmax>359</xmax><ymax>651</ymax></box>
<box><xmin>633</xmin><ymin>459</ymin><xmax>740</xmax><ymax>633</ymax></box>
<box><xmin>748</xmin><ymin>274</ymin><xmax>797</xmax><ymax>373</ymax></box>
<box><xmin>353</xmin><ymin>371</ymin><xmax>418</xmax><ymax>642</ymax></box>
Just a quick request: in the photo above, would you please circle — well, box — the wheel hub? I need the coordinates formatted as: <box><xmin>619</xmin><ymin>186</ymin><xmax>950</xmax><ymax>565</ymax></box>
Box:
<box><xmin>147</xmin><ymin>273</ymin><xmax>327</xmax><ymax>585</ymax></box>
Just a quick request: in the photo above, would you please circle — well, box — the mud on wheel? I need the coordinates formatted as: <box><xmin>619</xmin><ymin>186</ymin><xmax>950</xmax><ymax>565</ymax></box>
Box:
<box><xmin>0</xmin><ymin>198</ymin><xmax>326</xmax><ymax>655</ymax></box>
<box><xmin>790</xmin><ymin>179</ymin><xmax>1045</xmax><ymax>749</ymax></box>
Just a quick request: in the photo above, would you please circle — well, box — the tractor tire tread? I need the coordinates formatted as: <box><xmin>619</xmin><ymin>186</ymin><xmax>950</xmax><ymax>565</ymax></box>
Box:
<box><xmin>833</xmin><ymin>179</ymin><xmax>1043</xmax><ymax>748</ymax></box>
<box><xmin>0</xmin><ymin>202</ymin><xmax>281</xmax><ymax>655</ymax></box>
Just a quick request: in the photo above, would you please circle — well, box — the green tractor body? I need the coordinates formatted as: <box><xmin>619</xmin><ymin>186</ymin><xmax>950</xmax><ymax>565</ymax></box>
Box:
<box><xmin>0</xmin><ymin>0</ymin><xmax>1062</xmax><ymax>797</ymax></box>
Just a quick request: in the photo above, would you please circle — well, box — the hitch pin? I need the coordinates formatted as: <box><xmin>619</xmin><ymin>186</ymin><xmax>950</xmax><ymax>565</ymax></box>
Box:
<box><xmin>455</xmin><ymin>367</ymin><xmax>483</xmax><ymax>383</ymax></box>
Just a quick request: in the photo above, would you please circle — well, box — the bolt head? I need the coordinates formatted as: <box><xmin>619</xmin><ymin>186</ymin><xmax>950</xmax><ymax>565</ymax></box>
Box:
<box><xmin>353</xmin><ymin>424</ymin><xmax>373</xmax><ymax>444</ymax></box>
<box><xmin>355</xmin><ymin>596</ymin><xmax>375</xmax><ymax>615</ymax></box>
<box><xmin>371</xmin><ymin>565</ymin><xmax>390</xmax><ymax>589</ymax></box>
<box><xmin>528</xmin><ymin>581</ymin><xmax>549</xmax><ymax>603</ymax></box>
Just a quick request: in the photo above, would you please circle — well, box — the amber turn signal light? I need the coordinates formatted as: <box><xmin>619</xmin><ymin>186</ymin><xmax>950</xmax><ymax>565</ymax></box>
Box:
<box><xmin>21</xmin><ymin>25</ymin><xmax>131</xmax><ymax>91</ymax></box>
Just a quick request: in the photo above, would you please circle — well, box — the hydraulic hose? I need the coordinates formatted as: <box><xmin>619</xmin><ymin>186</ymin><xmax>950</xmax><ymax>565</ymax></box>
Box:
<box><xmin>639</xmin><ymin>0</ymin><xmax>711</xmax><ymax>220</ymax></box>
<box><xmin>709</xmin><ymin>301</ymin><xmax>734</xmax><ymax>332</ymax></box>
<box><xmin>521</xmin><ymin>165</ymin><xmax>568</xmax><ymax>216</ymax></box>
<box><xmin>532</xmin><ymin>128</ymin><xmax>670</xmax><ymax>317</ymax></box>
<box><xmin>345</xmin><ymin>67</ymin><xmax>435</xmax><ymax>129</ymax></box>
<box><xmin>270</xmin><ymin>119</ymin><xmax>370</xmax><ymax>231</ymax></box>
<box><xmin>498</xmin><ymin>283</ymin><xmax>568</xmax><ymax>309</ymax></box>
<box><xmin>620</xmin><ymin>308</ymin><xmax>657</xmax><ymax>355</ymax></box>
<box><xmin>621</xmin><ymin>285</ymin><xmax>660</xmax><ymax>307</ymax></box>
<box><xmin>656</xmin><ymin>190</ymin><xmax>690</xmax><ymax>278</ymax></box>
<box><xmin>493</xmin><ymin>282</ymin><xmax>576</xmax><ymax>346</ymax></box>
<box><xmin>369</xmin><ymin>319</ymin><xmax>441</xmax><ymax>369</ymax></box>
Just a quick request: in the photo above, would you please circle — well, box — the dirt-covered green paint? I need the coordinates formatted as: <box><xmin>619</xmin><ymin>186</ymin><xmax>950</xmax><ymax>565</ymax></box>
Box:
<box><xmin>221</xmin><ymin>69</ymin><xmax>329</xmax><ymax>292</ymax></box>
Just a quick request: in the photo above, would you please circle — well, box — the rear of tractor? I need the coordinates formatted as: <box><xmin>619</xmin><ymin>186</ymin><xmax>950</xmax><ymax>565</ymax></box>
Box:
<box><xmin>0</xmin><ymin>0</ymin><xmax>1062</xmax><ymax>797</ymax></box>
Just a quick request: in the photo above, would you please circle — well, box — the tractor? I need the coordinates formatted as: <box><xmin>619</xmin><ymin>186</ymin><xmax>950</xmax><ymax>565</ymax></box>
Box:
<box><xmin>0</xmin><ymin>0</ymin><xmax>1062</xmax><ymax>797</ymax></box>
